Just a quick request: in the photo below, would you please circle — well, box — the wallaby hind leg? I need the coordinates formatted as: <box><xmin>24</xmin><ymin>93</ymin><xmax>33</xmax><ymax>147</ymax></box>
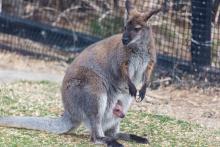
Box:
<box><xmin>57</xmin><ymin>111</ymin><xmax>81</xmax><ymax>134</ymax></box>
<box><xmin>104</xmin><ymin>122</ymin><xmax>120</xmax><ymax>137</ymax></box>
<box><xmin>82</xmin><ymin>93</ymin><xmax>123</xmax><ymax>147</ymax></box>
<box><xmin>88</xmin><ymin>114</ymin><xmax>123</xmax><ymax>147</ymax></box>
<box><xmin>105</xmin><ymin>122</ymin><xmax>149</xmax><ymax>144</ymax></box>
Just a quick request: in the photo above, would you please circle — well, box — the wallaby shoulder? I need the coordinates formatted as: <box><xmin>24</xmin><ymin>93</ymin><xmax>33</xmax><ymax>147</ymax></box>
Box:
<box><xmin>63</xmin><ymin>33</ymin><xmax>131</xmax><ymax>82</ymax></box>
<box><xmin>73</xmin><ymin>34</ymin><xmax>123</xmax><ymax>66</ymax></box>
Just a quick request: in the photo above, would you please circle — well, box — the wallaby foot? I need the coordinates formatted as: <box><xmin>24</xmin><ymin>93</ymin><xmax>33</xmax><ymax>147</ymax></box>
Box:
<box><xmin>107</xmin><ymin>140</ymin><xmax>124</xmax><ymax>147</ymax></box>
<box><xmin>91</xmin><ymin>136</ymin><xmax>123</xmax><ymax>147</ymax></box>
<box><xmin>116</xmin><ymin>133</ymin><xmax>149</xmax><ymax>144</ymax></box>
<box><xmin>104</xmin><ymin>122</ymin><xmax>120</xmax><ymax>137</ymax></box>
<box><xmin>129</xmin><ymin>134</ymin><xmax>149</xmax><ymax>144</ymax></box>
<box><xmin>105</xmin><ymin>124</ymin><xmax>124</xmax><ymax>147</ymax></box>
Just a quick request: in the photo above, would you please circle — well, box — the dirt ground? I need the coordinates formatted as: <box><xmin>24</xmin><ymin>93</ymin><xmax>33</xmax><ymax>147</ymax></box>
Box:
<box><xmin>0</xmin><ymin>52</ymin><xmax>68</xmax><ymax>75</ymax></box>
<box><xmin>133</xmin><ymin>86</ymin><xmax>220</xmax><ymax>129</ymax></box>
<box><xmin>0</xmin><ymin>52</ymin><xmax>219</xmax><ymax>130</ymax></box>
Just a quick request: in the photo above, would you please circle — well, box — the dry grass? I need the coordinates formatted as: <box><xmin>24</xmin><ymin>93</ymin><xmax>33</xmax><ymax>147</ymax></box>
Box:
<box><xmin>0</xmin><ymin>52</ymin><xmax>68</xmax><ymax>75</ymax></box>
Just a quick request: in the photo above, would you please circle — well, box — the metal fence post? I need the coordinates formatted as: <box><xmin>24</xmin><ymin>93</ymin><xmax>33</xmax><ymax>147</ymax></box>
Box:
<box><xmin>191</xmin><ymin>0</ymin><xmax>212</xmax><ymax>69</ymax></box>
<box><xmin>0</xmin><ymin>0</ymin><xmax>2</xmax><ymax>13</ymax></box>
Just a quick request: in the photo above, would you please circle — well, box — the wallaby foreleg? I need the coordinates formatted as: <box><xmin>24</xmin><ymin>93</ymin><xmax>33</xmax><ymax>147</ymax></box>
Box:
<box><xmin>121</xmin><ymin>62</ymin><xmax>137</xmax><ymax>97</ymax></box>
<box><xmin>139</xmin><ymin>59</ymin><xmax>155</xmax><ymax>101</ymax></box>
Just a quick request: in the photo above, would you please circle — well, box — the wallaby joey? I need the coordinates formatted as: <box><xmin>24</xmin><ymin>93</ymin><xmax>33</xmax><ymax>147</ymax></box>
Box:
<box><xmin>113</xmin><ymin>100</ymin><xmax>125</xmax><ymax>118</ymax></box>
<box><xmin>0</xmin><ymin>0</ymin><xmax>161</xmax><ymax>146</ymax></box>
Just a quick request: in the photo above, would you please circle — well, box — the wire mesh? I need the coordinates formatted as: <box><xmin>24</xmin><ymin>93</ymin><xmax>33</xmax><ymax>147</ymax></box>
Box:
<box><xmin>0</xmin><ymin>0</ymin><xmax>219</xmax><ymax>78</ymax></box>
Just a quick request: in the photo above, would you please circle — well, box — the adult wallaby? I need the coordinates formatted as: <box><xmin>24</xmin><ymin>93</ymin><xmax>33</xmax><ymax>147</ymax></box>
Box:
<box><xmin>0</xmin><ymin>0</ymin><xmax>160</xmax><ymax>146</ymax></box>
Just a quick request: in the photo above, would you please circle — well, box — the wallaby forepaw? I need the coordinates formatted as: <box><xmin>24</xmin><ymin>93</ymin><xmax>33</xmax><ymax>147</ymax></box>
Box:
<box><xmin>130</xmin><ymin>134</ymin><xmax>149</xmax><ymax>144</ymax></box>
<box><xmin>128</xmin><ymin>83</ymin><xmax>137</xmax><ymax>97</ymax></box>
<box><xmin>138</xmin><ymin>84</ymin><xmax>147</xmax><ymax>101</ymax></box>
<box><xmin>107</xmin><ymin>140</ymin><xmax>124</xmax><ymax>147</ymax></box>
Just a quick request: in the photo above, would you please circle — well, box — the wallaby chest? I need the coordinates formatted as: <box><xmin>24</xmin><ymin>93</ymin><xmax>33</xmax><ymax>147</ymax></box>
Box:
<box><xmin>128</xmin><ymin>52</ymin><xmax>149</xmax><ymax>87</ymax></box>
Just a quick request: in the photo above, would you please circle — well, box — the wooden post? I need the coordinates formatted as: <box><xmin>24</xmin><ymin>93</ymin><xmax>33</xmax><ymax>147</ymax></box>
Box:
<box><xmin>191</xmin><ymin>0</ymin><xmax>212</xmax><ymax>68</ymax></box>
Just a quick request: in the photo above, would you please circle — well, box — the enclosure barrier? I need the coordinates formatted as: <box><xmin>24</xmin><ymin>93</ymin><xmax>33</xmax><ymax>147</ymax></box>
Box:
<box><xmin>0</xmin><ymin>0</ymin><xmax>219</xmax><ymax>79</ymax></box>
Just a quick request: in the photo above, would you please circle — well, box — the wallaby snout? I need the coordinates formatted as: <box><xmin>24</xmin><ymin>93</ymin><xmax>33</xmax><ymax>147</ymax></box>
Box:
<box><xmin>122</xmin><ymin>31</ymin><xmax>130</xmax><ymax>45</ymax></box>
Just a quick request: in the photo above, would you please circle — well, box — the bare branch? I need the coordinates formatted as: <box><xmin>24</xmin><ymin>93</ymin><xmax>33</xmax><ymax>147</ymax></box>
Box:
<box><xmin>52</xmin><ymin>6</ymin><xmax>80</xmax><ymax>26</ymax></box>
<box><xmin>98</xmin><ymin>10</ymin><xmax>113</xmax><ymax>23</ymax></box>
<box><xmin>81</xmin><ymin>0</ymin><xmax>101</xmax><ymax>12</ymax></box>
<box><xmin>151</xmin><ymin>77</ymin><xmax>172</xmax><ymax>85</ymax></box>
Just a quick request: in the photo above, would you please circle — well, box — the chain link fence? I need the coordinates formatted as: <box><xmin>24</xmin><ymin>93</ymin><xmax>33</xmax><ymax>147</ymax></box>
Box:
<box><xmin>0</xmin><ymin>0</ymin><xmax>219</xmax><ymax>80</ymax></box>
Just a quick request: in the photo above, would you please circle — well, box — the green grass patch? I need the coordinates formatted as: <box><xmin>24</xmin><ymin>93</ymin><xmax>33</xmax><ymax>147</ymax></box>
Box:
<box><xmin>0</xmin><ymin>81</ymin><xmax>219</xmax><ymax>146</ymax></box>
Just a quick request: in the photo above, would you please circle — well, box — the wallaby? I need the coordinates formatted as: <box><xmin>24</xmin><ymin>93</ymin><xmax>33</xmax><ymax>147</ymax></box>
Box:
<box><xmin>0</xmin><ymin>0</ymin><xmax>161</xmax><ymax>146</ymax></box>
<box><xmin>113</xmin><ymin>100</ymin><xmax>125</xmax><ymax>118</ymax></box>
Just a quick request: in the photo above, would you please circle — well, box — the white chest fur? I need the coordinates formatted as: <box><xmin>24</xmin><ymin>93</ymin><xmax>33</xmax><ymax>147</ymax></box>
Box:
<box><xmin>128</xmin><ymin>54</ymin><xmax>149</xmax><ymax>87</ymax></box>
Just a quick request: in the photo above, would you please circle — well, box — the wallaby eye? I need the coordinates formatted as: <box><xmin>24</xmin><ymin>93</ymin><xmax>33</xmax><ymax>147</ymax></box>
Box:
<box><xmin>134</xmin><ymin>26</ymin><xmax>142</xmax><ymax>32</ymax></box>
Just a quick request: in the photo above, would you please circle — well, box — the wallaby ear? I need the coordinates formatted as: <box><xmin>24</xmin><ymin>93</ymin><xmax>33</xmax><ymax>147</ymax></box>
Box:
<box><xmin>143</xmin><ymin>7</ymin><xmax>162</xmax><ymax>22</ymax></box>
<box><xmin>125</xmin><ymin>0</ymin><xmax>135</xmax><ymax>15</ymax></box>
<box><xmin>124</xmin><ymin>0</ymin><xmax>136</xmax><ymax>25</ymax></box>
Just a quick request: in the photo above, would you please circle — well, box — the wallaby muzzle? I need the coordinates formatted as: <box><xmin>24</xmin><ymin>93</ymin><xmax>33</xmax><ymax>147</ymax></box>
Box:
<box><xmin>122</xmin><ymin>32</ymin><xmax>131</xmax><ymax>45</ymax></box>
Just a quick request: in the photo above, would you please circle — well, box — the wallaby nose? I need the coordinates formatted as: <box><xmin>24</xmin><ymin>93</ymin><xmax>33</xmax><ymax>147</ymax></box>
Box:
<box><xmin>120</xmin><ymin>113</ymin><xmax>125</xmax><ymax>118</ymax></box>
<box><xmin>122</xmin><ymin>37</ymin><xmax>130</xmax><ymax>45</ymax></box>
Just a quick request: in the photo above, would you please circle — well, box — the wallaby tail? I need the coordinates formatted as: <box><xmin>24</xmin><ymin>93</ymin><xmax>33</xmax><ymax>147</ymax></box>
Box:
<box><xmin>0</xmin><ymin>114</ymin><xmax>74</xmax><ymax>134</ymax></box>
